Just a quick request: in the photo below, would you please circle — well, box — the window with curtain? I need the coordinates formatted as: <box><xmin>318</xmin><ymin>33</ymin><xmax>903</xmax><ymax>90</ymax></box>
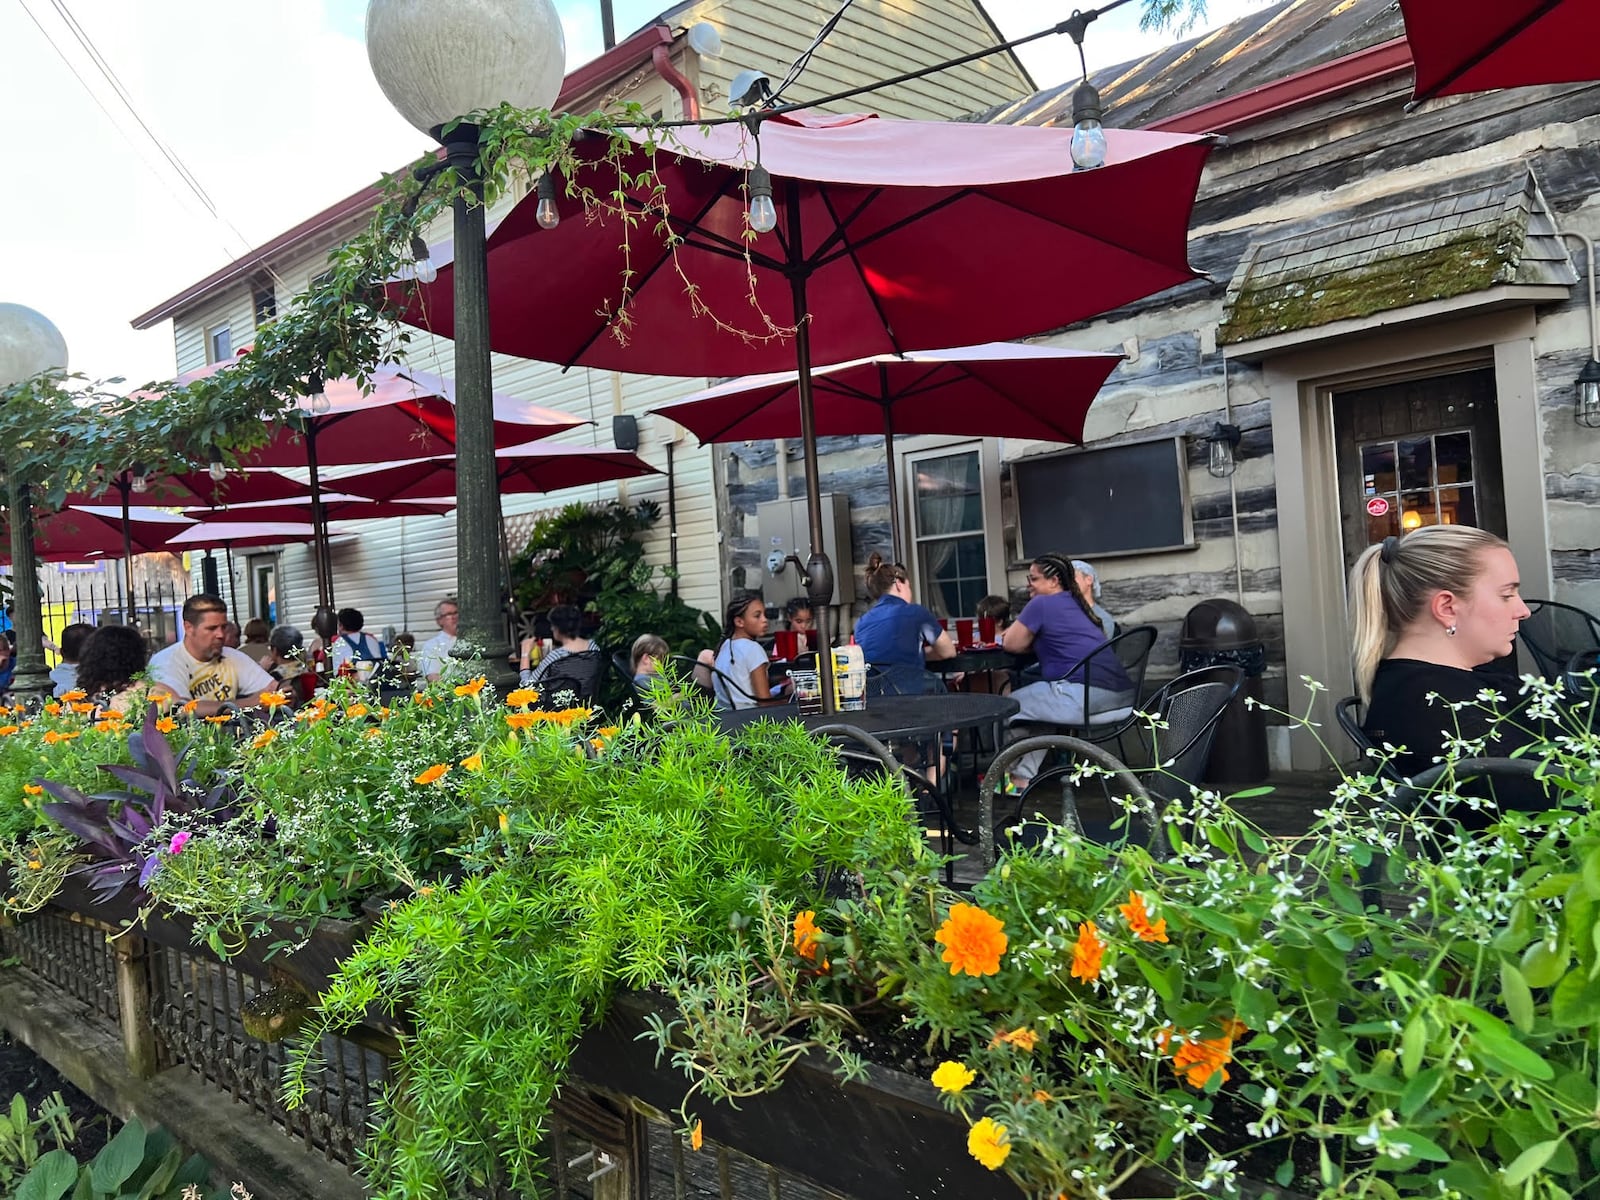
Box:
<box><xmin>910</xmin><ymin>448</ymin><xmax>989</xmax><ymax>619</ymax></box>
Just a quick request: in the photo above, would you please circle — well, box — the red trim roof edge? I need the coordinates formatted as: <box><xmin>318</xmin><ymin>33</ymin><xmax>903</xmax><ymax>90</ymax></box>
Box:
<box><xmin>130</xmin><ymin>22</ymin><xmax>675</xmax><ymax>331</ymax></box>
<box><xmin>1145</xmin><ymin>36</ymin><xmax>1415</xmax><ymax>134</ymax></box>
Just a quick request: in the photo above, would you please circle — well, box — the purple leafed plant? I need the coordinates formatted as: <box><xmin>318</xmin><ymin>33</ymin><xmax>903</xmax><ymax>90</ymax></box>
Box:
<box><xmin>38</xmin><ymin>705</ymin><xmax>241</xmax><ymax>902</ymax></box>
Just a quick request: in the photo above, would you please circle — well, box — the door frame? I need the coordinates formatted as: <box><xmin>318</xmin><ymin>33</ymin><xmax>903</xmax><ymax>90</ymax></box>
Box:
<box><xmin>895</xmin><ymin>436</ymin><xmax>1008</xmax><ymax>607</ymax></box>
<box><xmin>1260</xmin><ymin>309</ymin><xmax>1548</xmax><ymax>769</ymax></box>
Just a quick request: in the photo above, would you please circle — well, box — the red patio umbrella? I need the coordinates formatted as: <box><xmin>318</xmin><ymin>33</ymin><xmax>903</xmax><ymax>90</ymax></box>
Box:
<box><xmin>651</xmin><ymin>341</ymin><xmax>1122</xmax><ymax>558</ymax></box>
<box><xmin>178</xmin><ymin>493</ymin><xmax>456</xmax><ymax>524</ymax></box>
<box><xmin>320</xmin><ymin>442</ymin><xmax>660</xmax><ymax>502</ymax></box>
<box><xmin>1401</xmin><ymin>0</ymin><xmax>1599</xmax><ymax>102</ymax></box>
<box><xmin>394</xmin><ymin>111</ymin><xmax>1212</xmax><ymax>709</ymax></box>
<box><xmin>1</xmin><ymin>506</ymin><xmax>193</xmax><ymax>564</ymax></box>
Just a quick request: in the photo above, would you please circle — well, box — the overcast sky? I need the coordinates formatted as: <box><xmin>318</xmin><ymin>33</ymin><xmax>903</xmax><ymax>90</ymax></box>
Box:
<box><xmin>0</xmin><ymin>0</ymin><xmax>1262</xmax><ymax>390</ymax></box>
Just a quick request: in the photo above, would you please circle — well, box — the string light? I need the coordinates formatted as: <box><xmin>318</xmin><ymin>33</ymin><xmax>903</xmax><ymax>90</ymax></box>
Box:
<box><xmin>129</xmin><ymin>462</ymin><xmax>149</xmax><ymax>493</ymax></box>
<box><xmin>747</xmin><ymin>163</ymin><xmax>777</xmax><ymax>234</ymax></box>
<box><xmin>208</xmin><ymin>448</ymin><xmax>227</xmax><ymax>482</ymax></box>
<box><xmin>536</xmin><ymin>173</ymin><xmax>561</xmax><ymax>230</ymax></box>
<box><xmin>409</xmin><ymin>234</ymin><xmax>437</xmax><ymax>284</ymax></box>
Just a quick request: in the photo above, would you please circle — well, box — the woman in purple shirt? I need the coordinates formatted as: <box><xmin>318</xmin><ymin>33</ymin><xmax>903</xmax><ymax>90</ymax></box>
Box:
<box><xmin>1000</xmin><ymin>553</ymin><xmax>1136</xmax><ymax>791</ymax></box>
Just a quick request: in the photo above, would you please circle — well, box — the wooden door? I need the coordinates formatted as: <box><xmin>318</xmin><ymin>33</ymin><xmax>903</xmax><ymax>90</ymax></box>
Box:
<box><xmin>1332</xmin><ymin>367</ymin><xmax>1506</xmax><ymax>576</ymax></box>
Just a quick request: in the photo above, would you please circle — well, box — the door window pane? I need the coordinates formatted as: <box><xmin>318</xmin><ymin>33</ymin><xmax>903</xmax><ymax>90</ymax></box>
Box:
<box><xmin>1437</xmin><ymin>487</ymin><xmax>1476</xmax><ymax>528</ymax></box>
<box><xmin>911</xmin><ymin>449</ymin><xmax>988</xmax><ymax>619</ymax></box>
<box><xmin>1361</xmin><ymin>443</ymin><xmax>1397</xmax><ymax>493</ymax></box>
<box><xmin>1435</xmin><ymin>432</ymin><xmax>1474</xmax><ymax>485</ymax></box>
<box><xmin>1398</xmin><ymin>438</ymin><xmax>1434</xmax><ymax>491</ymax></box>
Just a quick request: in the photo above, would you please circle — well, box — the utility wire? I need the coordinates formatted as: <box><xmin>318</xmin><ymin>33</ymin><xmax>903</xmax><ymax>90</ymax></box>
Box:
<box><xmin>766</xmin><ymin>0</ymin><xmax>858</xmax><ymax>106</ymax></box>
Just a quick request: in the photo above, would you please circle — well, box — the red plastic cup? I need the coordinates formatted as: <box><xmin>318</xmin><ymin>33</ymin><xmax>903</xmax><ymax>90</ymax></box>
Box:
<box><xmin>979</xmin><ymin>616</ymin><xmax>997</xmax><ymax>644</ymax></box>
<box><xmin>804</xmin><ymin>629</ymin><xmax>820</xmax><ymax>652</ymax></box>
<box><xmin>775</xmin><ymin>630</ymin><xmax>799</xmax><ymax>660</ymax></box>
<box><xmin>956</xmin><ymin>618</ymin><xmax>975</xmax><ymax>646</ymax></box>
<box><xmin>938</xmin><ymin>618</ymin><xmax>949</xmax><ymax>632</ymax></box>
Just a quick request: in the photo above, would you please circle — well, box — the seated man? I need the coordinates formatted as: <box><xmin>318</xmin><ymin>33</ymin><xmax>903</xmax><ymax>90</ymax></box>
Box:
<box><xmin>148</xmin><ymin>593</ymin><xmax>276</xmax><ymax>717</ymax></box>
<box><xmin>329</xmin><ymin>607</ymin><xmax>387</xmax><ymax>678</ymax></box>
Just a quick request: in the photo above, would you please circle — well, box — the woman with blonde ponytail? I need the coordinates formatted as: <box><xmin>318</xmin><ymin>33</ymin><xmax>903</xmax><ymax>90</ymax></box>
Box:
<box><xmin>1350</xmin><ymin>525</ymin><xmax>1534</xmax><ymax>784</ymax></box>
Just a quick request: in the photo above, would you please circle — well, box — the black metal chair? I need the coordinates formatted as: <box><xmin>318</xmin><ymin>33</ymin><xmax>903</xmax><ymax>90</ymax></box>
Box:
<box><xmin>1121</xmin><ymin>666</ymin><xmax>1245</xmax><ymax>804</ymax></box>
<box><xmin>1012</xmin><ymin>624</ymin><xmax>1159</xmax><ymax>747</ymax></box>
<box><xmin>667</xmin><ymin>653</ymin><xmax>771</xmax><ymax>710</ymax></box>
<box><xmin>527</xmin><ymin>647</ymin><xmax>607</xmax><ymax>706</ymax></box>
<box><xmin>1563</xmin><ymin>649</ymin><xmax>1600</xmax><ymax>708</ymax></box>
<box><xmin>1520</xmin><ymin>599</ymin><xmax>1600</xmax><ymax>681</ymax></box>
<box><xmin>1334</xmin><ymin>694</ymin><xmax>1404</xmax><ymax>781</ymax></box>
<box><xmin>979</xmin><ymin>735</ymin><xmax>1154</xmax><ymax>867</ymax></box>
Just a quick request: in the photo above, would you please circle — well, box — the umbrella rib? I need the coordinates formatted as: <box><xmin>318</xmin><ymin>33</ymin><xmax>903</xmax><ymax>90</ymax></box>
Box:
<box><xmin>818</xmin><ymin>185</ymin><xmax>907</xmax><ymax>357</ymax></box>
<box><xmin>811</xmin><ymin>188</ymin><xmax>976</xmax><ymax>270</ymax></box>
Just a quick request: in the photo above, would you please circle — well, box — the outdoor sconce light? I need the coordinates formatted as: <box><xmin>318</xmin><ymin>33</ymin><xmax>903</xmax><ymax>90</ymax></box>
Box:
<box><xmin>535</xmin><ymin>173</ymin><xmax>561</xmax><ymax>231</ymax></box>
<box><xmin>747</xmin><ymin>163</ymin><xmax>778</xmax><ymax>234</ymax></box>
<box><xmin>1070</xmin><ymin>80</ymin><xmax>1107</xmax><ymax>170</ymax></box>
<box><xmin>408</xmin><ymin>234</ymin><xmax>437</xmax><ymax>284</ymax></box>
<box><xmin>1205</xmin><ymin>422</ymin><xmax>1242</xmax><ymax>478</ymax></box>
<box><xmin>1577</xmin><ymin>357</ymin><xmax>1600</xmax><ymax>427</ymax></box>
<box><xmin>207</xmin><ymin>448</ymin><xmax>227</xmax><ymax>482</ymax></box>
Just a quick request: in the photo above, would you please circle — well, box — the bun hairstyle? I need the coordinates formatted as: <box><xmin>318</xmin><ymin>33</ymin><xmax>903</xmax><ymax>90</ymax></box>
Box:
<box><xmin>1348</xmin><ymin>525</ymin><xmax>1508</xmax><ymax>702</ymax></box>
<box><xmin>864</xmin><ymin>551</ymin><xmax>911</xmax><ymax>600</ymax></box>
<box><xmin>1033</xmin><ymin>553</ymin><xmax>1099</xmax><ymax>625</ymax></box>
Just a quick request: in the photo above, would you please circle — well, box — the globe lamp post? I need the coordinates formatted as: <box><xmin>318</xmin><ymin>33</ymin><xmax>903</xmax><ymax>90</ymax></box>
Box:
<box><xmin>0</xmin><ymin>303</ymin><xmax>69</xmax><ymax>700</ymax></box>
<box><xmin>365</xmin><ymin>0</ymin><xmax>567</xmax><ymax>686</ymax></box>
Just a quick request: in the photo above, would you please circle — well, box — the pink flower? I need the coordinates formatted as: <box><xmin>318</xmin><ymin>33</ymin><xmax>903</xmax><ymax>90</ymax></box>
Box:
<box><xmin>168</xmin><ymin>831</ymin><xmax>191</xmax><ymax>855</ymax></box>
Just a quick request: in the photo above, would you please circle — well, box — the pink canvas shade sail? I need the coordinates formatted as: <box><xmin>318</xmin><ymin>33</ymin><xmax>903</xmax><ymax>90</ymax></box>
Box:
<box><xmin>393</xmin><ymin>112</ymin><xmax>1214</xmax><ymax>379</ymax></box>
<box><xmin>1</xmin><ymin>506</ymin><xmax>192</xmax><ymax>565</ymax></box>
<box><xmin>161</xmin><ymin>521</ymin><xmax>321</xmax><ymax>552</ymax></box>
<box><xmin>178</xmin><ymin>493</ymin><xmax>455</xmax><ymax>524</ymax></box>
<box><xmin>652</xmin><ymin>341</ymin><xmax>1122</xmax><ymax>558</ymax></box>
<box><xmin>320</xmin><ymin>442</ymin><xmax>661</xmax><ymax>503</ymax></box>
<box><xmin>1402</xmin><ymin>0</ymin><xmax>1599</xmax><ymax>101</ymax></box>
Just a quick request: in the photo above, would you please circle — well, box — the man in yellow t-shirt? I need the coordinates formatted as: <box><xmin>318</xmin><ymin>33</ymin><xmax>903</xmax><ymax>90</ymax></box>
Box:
<box><xmin>148</xmin><ymin>594</ymin><xmax>276</xmax><ymax>718</ymax></box>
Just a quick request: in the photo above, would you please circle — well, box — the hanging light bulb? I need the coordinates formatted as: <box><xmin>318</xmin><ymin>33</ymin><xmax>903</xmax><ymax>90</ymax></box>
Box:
<box><xmin>208</xmin><ymin>448</ymin><xmax>227</xmax><ymax>482</ymax></box>
<box><xmin>535</xmin><ymin>173</ymin><xmax>561</xmax><ymax>231</ymax></box>
<box><xmin>1070</xmin><ymin>80</ymin><xmax>1107</xmax><ymax>171</ymax></box>
<box><xmin>408</xmin><ymin>234</ymin><xmax>437</xmax><ymax>284</ymax></box>
<box><xmin>129</xmin><ymin>462</ymin><xmax>149</xmax><ymax>493</ymax></box>
<box><xmin>306</xmin><ymin>372</ymin><xmax>330</xmax><ymax>417</ymax></box>
<box><xmin>747</xmin><ymin>164</ymin><xmax>778</xmax><ymax>235</ymax></box>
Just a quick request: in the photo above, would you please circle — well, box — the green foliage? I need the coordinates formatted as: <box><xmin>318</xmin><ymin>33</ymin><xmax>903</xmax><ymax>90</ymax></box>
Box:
<box><xmin>0</xmin><ymin>1091</ymin><xmax>76</xmax><ymax>1193</ymax></box>
<box><xmin>13</xmin><ymin>1116</ymin><xmax>213</xmax><ymax>1200</ymax></box>
<box><xmin>509</xmin><ymin>499</ymin><xmax>719</xmax><ymax>659</ymax></box>
<box><xmin>284</xmin><ymin>707</ymin><xmax>921</xmax><ymax>1200</ymax></box>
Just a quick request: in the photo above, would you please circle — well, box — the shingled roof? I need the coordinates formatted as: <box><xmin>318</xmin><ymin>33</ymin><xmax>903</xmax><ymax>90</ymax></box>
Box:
<box><xmin>1216</xmin><ymin>168</ymin><xmax>1577</xmax><ymax>345</ymax></box>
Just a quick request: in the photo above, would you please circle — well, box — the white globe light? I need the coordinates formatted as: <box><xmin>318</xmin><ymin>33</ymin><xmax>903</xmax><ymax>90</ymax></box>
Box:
<box><xmin>366</xmin><ymin>0</ymin><xmax>568</xmax><ymax>137</ymax></box>
<box><xmin>0</xmin><ymin>302</ymin><xmax>67</xmax><ymax>389</ymax></box>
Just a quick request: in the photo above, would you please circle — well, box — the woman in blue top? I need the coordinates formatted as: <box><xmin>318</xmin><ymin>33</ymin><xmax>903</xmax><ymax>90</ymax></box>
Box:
<box><xmin>852</xmin><ymin>554</ymin><xmax>956</xmax><ymax>696</ymax></box>
<box><xmin>1000</xmin><ymin>553</ymin><xmax>1137</xmax><ymax>791</ymax></box>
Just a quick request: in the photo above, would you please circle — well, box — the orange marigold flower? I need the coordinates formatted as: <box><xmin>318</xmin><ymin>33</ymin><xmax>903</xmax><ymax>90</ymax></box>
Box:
<box><xmin>258</xmin><ymin>691</ymin><xmax>291</xmax><ymax>709</ymax></box>
<box><xmin>412</xmin><ymin>693</ymin><xmax>434</xmax><ymax>708</ymax></box>
<box><xmin>793</xmin><ymin>910</ymin><xmax>821</xmax><ymax>960</ymax></box>
<box><xmin>597</xmin><ymin>725</ymin><xmax>621</xmax><ymax>738</ymax></box>
<box><xmin>0</xmin><ymin>704</ymin><xmax>10</xmax><ymax>715</ymax></box>
<box><xmin>505</xmin><ymin>687</ymin><xmax>539</xmax><ymax>708</ymax></box>
<box><xmin>0</xmin><ymin>725</ymin><xmax>19</xmax><ymax>737</ymax></box>
<box><xmin>935</xmin><ymin>903</ymin><xmax>1008</xmax><ymax>977</ymax></box>
<box><xmin>94</xmin><ymin>719</ymin><xmax>127</xmax><ymax>733</ymax></box>
<box><xmin>60</xmin><ymin>689</ymin><xmax>87</xmax><ymax>702</ymax></box>
<box><xmin>690</xmin><ymin>1120</ymin><xmax>703</xmax><ymax>1152</ymax></box>
<box><xmin>42</xmin><ymin>703</ymin><xmax>62</xmax><ymax>716</ymax></box>
<box><xmin>181</xmin><ymin>700</ymin><xmax>199</xmax><ymax>714</ymax></box>
<box><xmin>1033</xmin><ymin>1090</ymin><xmax>1053</xmax><ymax>1103</ymax></box>
<box><xmin>251</xmin><ymin>730</ymin><xmax>277</xmax><ymax>750</ymax></box>
<box><xmin>1171</xmin><ymin>1033</ymin><xmax>1234</xmax><ymax>1090</ymax></box>
<box><xmin>23</xmin><ymin>783</ymin><xmax>44</xmax><ymax>796</ymax></box>
<box><xmin>1119</xmin><ymin>891</ymin><xmax>1169</xmax><ymax>943</ymax></box>
<box><xmin>497</xmin><ymin>811</ymin><xmax>509</xmax><ymax>833</ymax></box>
<box><xmin>505</xmin><ymin>711</ymin><xmax>538</xmax><ymax>729</ymax></box>
<box><xmin>461</xmin><ymin>754</ymin><xmax>483</xmax><ymax>771</ymax></box>
<box><xmin>203</xmin><ymin>714</ymin><xmax>233</xmax><ymax>724</ymax></box>
<box><xmin>70</xmin><ymin>702</ymin><xmax>96</xmax><ymax>715</ymax></box>
<box><xmin>1219</xmin><ymin>1016</ymin><xmax>1249</xmax><ymax>1040</ymax></box>
<box><xmin>156</xmin><ymin>717</ymin><xmax>178</xmax><ymax>734</ymax></box>
<box><xmin>364</xmin><ymin>728</ymin><xmax>384</xmax><ymax>740</ymax></box>
<box><xmin>414</xmin><ymin>763</ymin><xmax>449</xmax><ymax>786</ymax></box>
<box><xmin>43</xmin><ymin>730</ymin><xmax>81</xmax><ymax>744</ymax></box>
<box><xmin>993</xmin><ymin>1027</ymin><xmax>1039</xmax><ymax>1052</ymax></box>
<box><xmin>1070</xmin><ymin>921</ymin><xmax>1106</xmax><ymax>984</ymax></box>
<box><xmin>454</xmin><ymin>676</ymin><xmax>488</xmax><ymax>697</ymax></box>
<box><xmin>967</xmin><ymin>1118</ymin><xmax>1010</xmax><ymax>1171</ymax></box>
<box><xmin>345</xmin><ymin>703</ymin><xmax>369</xmax><ymax>718</ymax></box>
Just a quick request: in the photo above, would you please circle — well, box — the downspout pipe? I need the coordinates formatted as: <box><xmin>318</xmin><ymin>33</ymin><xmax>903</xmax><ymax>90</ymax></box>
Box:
<box><xmin>652</xmin><ymin>43</ymin><xmax>699</xmax><ymax>120</ymax></box>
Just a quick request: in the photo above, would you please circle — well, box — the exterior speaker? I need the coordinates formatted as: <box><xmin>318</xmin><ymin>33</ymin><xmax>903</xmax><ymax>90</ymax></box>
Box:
<box><xmin>200</xmin><ymin>554</ymin><xmax>220</xmax><ymax>596</ymax></box>
<box><xmin>612</xmin><ymin>414</ymin><xmax>640</xmax><ymax>451</ymax></box>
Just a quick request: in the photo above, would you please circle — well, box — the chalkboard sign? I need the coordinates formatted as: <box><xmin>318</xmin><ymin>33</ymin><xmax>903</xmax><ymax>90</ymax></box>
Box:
<box><xmin>1013</xmin><ymin>437</ymin><xmax>1194</xmax><ymax>560</ymax></box>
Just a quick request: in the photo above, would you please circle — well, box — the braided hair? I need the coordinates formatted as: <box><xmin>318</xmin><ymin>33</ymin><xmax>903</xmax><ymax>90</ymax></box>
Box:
<box><xmin>1033</xmin><ymin>553</ymin><xmax>1100</xmax><ymax>626</ymax></box>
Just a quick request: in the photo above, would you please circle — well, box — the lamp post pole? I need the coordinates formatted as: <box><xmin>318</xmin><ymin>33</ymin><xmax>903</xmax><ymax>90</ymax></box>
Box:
<box><xmin>0</xmin><ymin>303</ymin><xmax>69</xmax><ymax>701</ymax></box>
<box><xmin>365</xmin><ymin>0</ymin><xmax>566</xmax><ymax>692</ymax></box>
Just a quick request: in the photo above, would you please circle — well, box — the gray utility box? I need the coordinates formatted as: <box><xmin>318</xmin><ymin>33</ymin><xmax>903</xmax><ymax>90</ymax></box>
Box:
<box><xmin>755</xmin><ymin>494</ymin><xmax>856</xmax><ymax>608</ymax></box>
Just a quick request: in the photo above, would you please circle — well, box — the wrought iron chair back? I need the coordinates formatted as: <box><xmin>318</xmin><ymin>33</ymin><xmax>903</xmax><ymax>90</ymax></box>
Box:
<box><xmin>1520</xmin><ymin>599</ymin><xmax>1600</xmax><ymax>680</ymax></box>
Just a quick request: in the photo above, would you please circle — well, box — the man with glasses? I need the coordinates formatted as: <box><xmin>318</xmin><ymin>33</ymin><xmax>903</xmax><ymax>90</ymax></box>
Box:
<box><xmin>416</xmin><ymin>597</ymin><xmax>461</xmax><ymax>682</ymax></box>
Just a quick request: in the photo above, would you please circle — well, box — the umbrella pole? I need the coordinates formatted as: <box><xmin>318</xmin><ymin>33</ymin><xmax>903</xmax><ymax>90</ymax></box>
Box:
<box><xmin>880</xmin><ymin>369</ymin><xmax>903</xmax><ymax>564</ymax></box>
<box><xmin>118</xmin><ymin>475</ymin><xmax>136</xmax><ymax>624</ymax></box>
<box><xmin>224</xmin><ymin>540</ymin><xmax>239</xmax><ymax>616</ymax></box>
<box><xmin>786</xmin><ymin>185</ymin><xmax>838</xmax><ymax>716</ymax></box>
<box><xmin>303</xmin><ymin>421</ymin><xmax>333</xmax><ymax>610</ymax></box>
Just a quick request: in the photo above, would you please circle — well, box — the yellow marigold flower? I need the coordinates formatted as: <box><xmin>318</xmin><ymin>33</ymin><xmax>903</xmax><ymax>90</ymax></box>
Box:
<box><xmin>1071</xmin><ymin>921</ymin><xmax>1105</xmax><ymax>984</ymax></box>
<box><xmin>60</xmin><ymin>689</ymin><xmax>87</xmax><ymax>702</ymax></box>
<box><xmin>27</xmin><ymin>859</ymin><xmax>42</xmax><ymax>870</ymax></box>
<box><xmin>931</xmin><ymin>1061</ymin><xmax>975</xmax><ymax>1094</ymax></box>
<box><xmin>23</xmin><ymin>784</ymin><xmax>44</xmax><ymax>796</ymax></box>
<box><xmin>345</xmin><ymin>703</ymin><xmax>369</xmax><ymax>718</ymax></box>
<box><xmin>378</xmin><ymin>706</ymin><xmax>392</xmax><ymax>718</ymax></box>
<box><xmin>993</xmin><ymin>1027</ymin><xmax>1039</xmax><ymax>1052</ymax></box>
<box><xmin>505</xmin><ymin>687</ymin><xmax>539</xmax><ymax>708</ymax></box>
<box><xmin>461</xmin><ymin>754</ymin><xmax>483</xmax><ymax>771</ymax></box>
<box><xmin>156</xmin><ymin>717</ymin><xmax>178</xmax><ymax>733</ymax></box>
<box><xmin>258</xmin><ymin>691</ymin><xmax>290</xmax><ymax>709</ymax></box>
<box><xmin>418</xmin><ymin>886</ymin><xmax>434</xmax><ymax>896</ymax></box>
<box><xmin>0</xmin><ymin>725</ymin><xmax>19</xmax><ymax>737</ymax></box>
<box><xmin>414</xmin><ymin>763</ymin><xmax>450</xmax><ymax>786</ymax></box>
<box><xmin>454</xmin><ymin>676</ymin><xmax>488</xmax><ymax>697</ymax></box>
<box><xmin>70</xmin><ymin>702</ymin><xmax>96</xmax><ymax>715</ymax></box>
<box><xmin>43</xmin><ymin>730</ymin><xmax>81</xmax><ymax>744</ymax></box>
<box><xmin>935</xmin><ymin>903</ymin><xmax>1008</xmax><ymax>978</ymax></box>
<box><xmin>967</xmin><ymin>1118</ymin><xmax>1010</xmax><ymax>1171</ymax></box>
<box><xmin>203</xmin><ymin>714</ymin><xmax>233</xmax><ymax>724</ymax></box>
<box><xmin>690</xmin><ymin>1120</ymin><xmax>703</xmax><ymax>1152</ymax></box>
<box><xmin>251</xmin><ymin>730</ymin><xmax>277</xmax><ymax>750</ymax></box>
<box><xmin>793</xmin><ymin>910</ymin><xmax>821</xmax><ymax>961</ymax></box>
<box><xmin>43</xmin><ymin>703</ymin><xmax>62</xmax><ymax>716</ymax></box>
<box><xmin>597</xmin><ymin>725</ymin><xmax>621</xmax><ymax>738</ymax></box>
<box><xmin>1119</xmin><ymin>891</ymin><xmax>1169</xmax><ymax>943</ymax></box>
<box><xmin>497</xmin><ymin>811</ymin><xmax>509</xmax><ymax>833</ymax></box>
